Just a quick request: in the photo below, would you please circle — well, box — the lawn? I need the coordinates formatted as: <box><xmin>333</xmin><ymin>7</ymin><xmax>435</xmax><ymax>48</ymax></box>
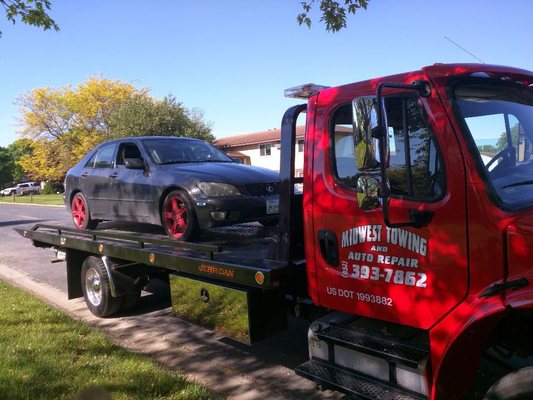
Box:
<box><xmin>0</xmin><ymin>193</ymin><xmax>65</xmax><ymax>206</ymax></box>
<box><xmin>0</xmin><ymin>280</ymin><xmax>216</xmax><ymax>400</ymax></box>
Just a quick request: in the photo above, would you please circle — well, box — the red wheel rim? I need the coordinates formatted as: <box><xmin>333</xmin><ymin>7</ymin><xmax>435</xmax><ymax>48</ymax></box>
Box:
<box><xmin>163</xmin><ymin>195</ymin><xmax>188</xmax><ymax>239</ymax></box>
<box><xmin>72</xmin><ymin>195</ymin><xmax>87</xmax><ymax>228</ymax></box>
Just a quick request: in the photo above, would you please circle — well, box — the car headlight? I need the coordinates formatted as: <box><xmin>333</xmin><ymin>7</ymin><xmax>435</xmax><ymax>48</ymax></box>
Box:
<box><xmin>197</xmin><ymin>182</ymin><xmax>241</xmax><ymax>197</ymax></box>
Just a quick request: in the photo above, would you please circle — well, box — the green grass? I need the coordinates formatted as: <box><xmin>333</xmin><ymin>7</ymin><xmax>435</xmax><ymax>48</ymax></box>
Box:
<box><xmin>0</xmin><ymin>280</ymin><xmax>217</xmax><ymax>400</ymax></box>
<box><xmin>0</xmin><ymin>193</ymin><xmax>65</xmax><ymax>206</ymax></box>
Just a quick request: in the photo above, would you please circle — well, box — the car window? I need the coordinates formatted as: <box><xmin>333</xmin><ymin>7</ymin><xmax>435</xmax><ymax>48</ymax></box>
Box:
<box><xmin>142</xmin><ymin>138</ymin><xmax>232</xmax><ymax>164</ymax></box>
<box><xmin>116</xmin><ymin>143</ymin><xmax>142</xmax><ymax>167</ymax></box>
<box><xmin>86</xmin><ymin>143</ymin><xmax>117</xmax><ymax>169</ymax></box>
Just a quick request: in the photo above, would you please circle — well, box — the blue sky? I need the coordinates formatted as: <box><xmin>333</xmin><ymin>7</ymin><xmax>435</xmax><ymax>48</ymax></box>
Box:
<box><xmin>0</xmin><ymin>0</ymin><xmax>532</xmax><ymax>147</ymax></box>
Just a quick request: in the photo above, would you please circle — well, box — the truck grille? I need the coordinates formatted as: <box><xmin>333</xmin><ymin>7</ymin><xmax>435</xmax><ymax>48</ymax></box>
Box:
<box><xmin>245</xmin><ymin>182</ymin><xmax>280</xmax><ymax>196</ymax></box>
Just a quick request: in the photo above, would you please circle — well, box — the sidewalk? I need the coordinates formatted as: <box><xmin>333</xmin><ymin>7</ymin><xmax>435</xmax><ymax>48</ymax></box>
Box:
<box><xmin>0</xmin><ymin>262</ymin><xmax>341</xmax><ymax>400</ymax></box>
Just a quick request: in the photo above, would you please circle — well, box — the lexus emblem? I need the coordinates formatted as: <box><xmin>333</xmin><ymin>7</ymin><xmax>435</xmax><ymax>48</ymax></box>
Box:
<box><xmin>266</xmin><ymin>185</ymin><xmax>274</xmax><ymax>194</ymax></box>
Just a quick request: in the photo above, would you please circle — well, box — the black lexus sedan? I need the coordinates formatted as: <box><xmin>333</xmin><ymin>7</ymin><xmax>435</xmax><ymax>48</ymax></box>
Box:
<box><xmin>64</xmin><ymin>136</ymin><xmax>279</xmax><ymax>240</ymax></box>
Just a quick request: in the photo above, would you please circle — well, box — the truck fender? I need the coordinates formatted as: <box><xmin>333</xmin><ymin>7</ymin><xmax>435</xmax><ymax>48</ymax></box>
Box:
<box><xmin>429</xmin><ymin>294</ymin><xmax>506</xmax><ymax>400</ymax></box>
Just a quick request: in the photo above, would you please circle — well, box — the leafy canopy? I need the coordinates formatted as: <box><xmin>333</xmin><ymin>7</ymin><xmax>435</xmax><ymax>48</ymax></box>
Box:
<box><xmin>16</xmin><ymin>78</ymin><xmax>212</xmax><ymax>181</ymax></box>
<box><xmin>0</xmin><ymin>0</ymin><xmax>58</xmax><ymax>37</ymax></box>
<box><xmin>297</xmin><ymin>0</ymin><xmax>370</xmax><ymax>32</ymax></box>
<box><xmin>1</xmin><ymin>1</ymin><xmax>370</xmax><ymax>37</ymax></box>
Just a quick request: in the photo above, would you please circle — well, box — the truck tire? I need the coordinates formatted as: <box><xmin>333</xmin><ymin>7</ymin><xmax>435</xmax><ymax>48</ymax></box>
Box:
<box><xmin>161</xmin><ymin>190</ymin><xmax>199</xmax><ymax>241</ymax></box>
<box><xmin>81</xmin><ymin>256</ymin><xmax>121</xmax><ymax>317</ymax></box>
<box><xmin>483</xmin><ymin>367</ymin><xmax>533</xmax><ymax>400</ymax></box>
<box><xmin>71</xmin><ymin>192</ymin><xmax>99</xmax><ymax>230</ymax></box>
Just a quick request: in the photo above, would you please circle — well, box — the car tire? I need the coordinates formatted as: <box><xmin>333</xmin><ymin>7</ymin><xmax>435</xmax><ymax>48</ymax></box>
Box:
<box><xmin>161</xmin><ymin>190</ymin><xmax>199</xmax><ymax>241</ymax></box>
<box><xmin>71</xmin><ymin>192</ymin><xmax>99</xmax><ymax>230</ymax></box>
<box><xmin>81</xmin><ymin>256</ymin><xmax>122</xmax><ymax>317</ymax></box>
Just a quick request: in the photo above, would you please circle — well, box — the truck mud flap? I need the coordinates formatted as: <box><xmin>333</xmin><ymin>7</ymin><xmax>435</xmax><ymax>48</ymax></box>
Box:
<box><xmin>169</xmin><ymin>274</ymin><xmax>287</xmax><ymax>344</ymax></box>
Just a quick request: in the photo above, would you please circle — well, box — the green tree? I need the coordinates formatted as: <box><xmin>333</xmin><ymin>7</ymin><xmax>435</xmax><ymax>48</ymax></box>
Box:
<box><xmin>0</xmin><ymin>0</ymin><xmax>58</xmax><ymax>37</ymax></box>
<box><xmin>8</xmin><ymin>138</ymin><xmax>33</xmax><ymax>181</ymax></box>
<box><xmin>108</xmin><ymin>94</ymin><xmax>213</xmax><ymax>142</ymax></box>
<box><xmin>478</xmin><ymin>144</ymin><xmax>497</xmax><ymax>154</ymax></box>
<box><xmin>16</xmin><ymin>78</ymin><xmax>212</xmax><ymax>181</ymax></box>
<box><xmin>0</xmin><ymin>146</ymin><xmax>15</xmax><ymax>187</ymax></box>
<box><xmin>495</xmin><ymin>123</ymin><xmax>519</xmax><ymax>152</ymax></box>
<box><xmin>298</xmin><ymin>0</ymin><xmax>370</xmax><ymax>32</ymax></box>
<box><xmin>16</xmin><ymin>78</ymin><xmax>140</xmax><ymax>181</ymax></box>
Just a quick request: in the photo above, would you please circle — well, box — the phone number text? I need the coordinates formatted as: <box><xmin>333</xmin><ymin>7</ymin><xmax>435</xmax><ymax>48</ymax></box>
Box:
<box><xmin>342</xmin><ymin>262</ymin><xmax>427</xmax><ymax>288</ymax></box>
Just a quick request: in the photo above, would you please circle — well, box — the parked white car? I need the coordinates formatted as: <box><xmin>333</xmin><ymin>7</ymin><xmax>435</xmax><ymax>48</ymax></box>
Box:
<box><xmin>1</xmin><ymin>182</ymin><xmax>41</xmax><ymax>196</ymax></box>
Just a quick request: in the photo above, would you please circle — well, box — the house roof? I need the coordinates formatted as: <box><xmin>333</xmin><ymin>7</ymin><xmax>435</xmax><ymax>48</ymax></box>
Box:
<box><xmin>214</xmin><ymin>126</ymin><xmax>305</xmax><ymax>148</ymax></box>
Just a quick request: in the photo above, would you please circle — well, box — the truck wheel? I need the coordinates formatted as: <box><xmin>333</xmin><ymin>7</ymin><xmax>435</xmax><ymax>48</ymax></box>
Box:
<box><xmin>81</xmin><ymin>256</ymin><xmax>121</xmax><ymax>317</ymax></box>
<box><xmin>483</xmin><ymin>367</ymin><xmax>533</xmax><ymax>400</ymax></box>
<box><xmin>119</xmin><ymin>290</ymin><xmax>141</xmax><ymax>312</ymax></box>
<box><xmin>161</xmin><ymin>190</ymin><xmax>199</xmax><ymax>241</ymax></box>
<box><xmin>71</xmin><ymin>192</ymin><xmax>98</xmax><ymax>230</ymax></box>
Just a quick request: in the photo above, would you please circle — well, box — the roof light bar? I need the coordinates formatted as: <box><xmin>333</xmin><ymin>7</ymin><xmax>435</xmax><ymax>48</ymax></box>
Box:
<box><xmin>284</xmin><ymin>83</ymin><xmax>330</xmax><ymax>99</ymax></box>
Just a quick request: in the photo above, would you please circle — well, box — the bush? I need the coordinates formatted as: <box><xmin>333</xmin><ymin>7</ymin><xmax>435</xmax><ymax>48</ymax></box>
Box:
<box><xmin>42</xmin><ymin>181</ymin><xmax>62</xmax><ymax>194</ymax></box>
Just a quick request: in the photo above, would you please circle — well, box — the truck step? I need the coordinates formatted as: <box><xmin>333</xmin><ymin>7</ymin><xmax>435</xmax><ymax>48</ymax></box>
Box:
<box><xmin>317</xmin><ymin>324</ymin><xmax>428</xmax><ymax>369</ymax></box>
<box><xmin>296</xmin><ymin>359</ymin><xmax>426</xmax><ymax>400</ymax></box>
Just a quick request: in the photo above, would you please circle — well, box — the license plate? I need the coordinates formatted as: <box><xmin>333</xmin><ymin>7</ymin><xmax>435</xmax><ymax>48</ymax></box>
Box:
<box><xmin>266</xmin><ymin>199</ymin><xmax>279</xmax><ymax>214</ymax></box>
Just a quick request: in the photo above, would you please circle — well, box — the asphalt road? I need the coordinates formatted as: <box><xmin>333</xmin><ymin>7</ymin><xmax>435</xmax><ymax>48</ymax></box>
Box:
<box><xmin>0</xmin><ymin>203</ymin><xmax>72</xmax><ymax>291</ymax></box>
<box><xmin>0</xmin><ymin>203</ymin><xmax>342</xmax><ymax>400</ymax></box>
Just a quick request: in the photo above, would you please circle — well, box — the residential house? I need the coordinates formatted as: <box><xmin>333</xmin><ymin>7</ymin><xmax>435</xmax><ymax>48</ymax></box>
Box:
<box><xmin>213</xmin><ymin>126</ymin><xmax>306</xmax><ymax>176</ymax></box>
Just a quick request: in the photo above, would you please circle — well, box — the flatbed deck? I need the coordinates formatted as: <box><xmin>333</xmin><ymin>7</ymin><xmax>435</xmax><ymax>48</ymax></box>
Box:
<box><xmin>16</xmin><ymin>223</ymin><xmax>302</xmax><ymax>290</ymax></box>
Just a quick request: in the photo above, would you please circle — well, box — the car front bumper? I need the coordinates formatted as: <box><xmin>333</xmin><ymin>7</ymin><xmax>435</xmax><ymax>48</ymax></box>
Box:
<box><xmin>193</xmin><ymin>195</ymin><xmax>279</xmax><ymax>229</ymax></box>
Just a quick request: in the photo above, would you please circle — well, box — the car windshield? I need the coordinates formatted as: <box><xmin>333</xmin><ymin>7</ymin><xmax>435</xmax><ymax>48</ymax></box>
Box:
<box><xmin>141</xmin><ymin>138</ymin><xmax>233</xmax><ymax>165</ymax></box>
<box><xmin>453</xmin><ymin>79</ymin><xmax>533</xmax><ymax>210</ymax></box>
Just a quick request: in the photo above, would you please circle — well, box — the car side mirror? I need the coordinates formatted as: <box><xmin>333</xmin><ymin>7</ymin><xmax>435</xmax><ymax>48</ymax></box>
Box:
<box><xmin>124</xmin><ymin>158</ymin><xmax>145</xmax><ymax>170</ymax></box>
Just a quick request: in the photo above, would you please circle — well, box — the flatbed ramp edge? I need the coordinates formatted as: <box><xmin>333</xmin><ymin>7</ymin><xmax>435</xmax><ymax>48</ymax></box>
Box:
<box><xmin>15</xmin><ymin>224</ymin><xmax>299</xmax><ymax>290</ymax></box>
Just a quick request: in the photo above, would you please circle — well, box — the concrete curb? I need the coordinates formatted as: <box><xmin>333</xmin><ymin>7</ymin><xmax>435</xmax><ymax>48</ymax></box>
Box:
<box><xmin>0</xmin><ymin>201</ymin><xmax>65</xmax><ymax>208</ymax></box>
<box><xmin>0</xmin><ymin>262</ymin><xmax>340</xmax><ymax>400</ymax></box>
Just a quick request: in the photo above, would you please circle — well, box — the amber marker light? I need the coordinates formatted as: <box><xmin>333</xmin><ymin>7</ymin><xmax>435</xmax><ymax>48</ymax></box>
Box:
<box><xmin>149</xmin><ymin>253</ymin><xmax>156</xmax><ymax>264</ymax></box>
<box><xmin>255</xmin><ymin>271</ymin><xmax>265</xmax><ymax>285</ymax></box>
<box><xmin>98</xmin><ymin>244</ymin><xmax>104</xmax><ymax>253</ymax></box>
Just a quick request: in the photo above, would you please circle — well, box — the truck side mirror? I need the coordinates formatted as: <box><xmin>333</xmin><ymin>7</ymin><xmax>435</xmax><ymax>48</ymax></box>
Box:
<box><xmin>352</xmin><ymin>97</ymin><xmax>383</xmax><ymax>211</ymax></box>
<box><xmin>352</xmin><ymin>97</ymin><xmax>381</xmax><ymax>171</ymax></box>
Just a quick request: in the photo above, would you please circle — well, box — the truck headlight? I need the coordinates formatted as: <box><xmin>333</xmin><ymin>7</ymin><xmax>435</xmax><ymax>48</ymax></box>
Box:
<box><xmin>197</xmin><ymin>182</ymin><xmax>241</xmax><ymax>197</ymax></box>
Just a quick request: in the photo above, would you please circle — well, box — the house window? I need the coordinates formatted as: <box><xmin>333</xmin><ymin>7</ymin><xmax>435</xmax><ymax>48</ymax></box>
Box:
<box><xmin>260</xmin><ymin>143</ymin><xmax>272</xmax><ymax>156</ymax></box>
<box><xmin>297</xmin><ymin>139</ymin><xmax>304</xmax><ymax>153</ymax></box>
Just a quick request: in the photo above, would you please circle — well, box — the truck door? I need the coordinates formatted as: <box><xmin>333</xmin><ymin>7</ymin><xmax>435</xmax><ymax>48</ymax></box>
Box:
<box><xmin>309</xmin><ymin>91</ymin><xmax>468</xmax><ymax>329</ymax></box>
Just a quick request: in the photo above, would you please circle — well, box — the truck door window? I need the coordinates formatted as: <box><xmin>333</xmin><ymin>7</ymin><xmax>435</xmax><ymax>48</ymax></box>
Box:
<box><xmin>331</xmin><ymin>104</ymin><xmax>358</xmax><ymax>187</ymax></box>
<box><xmin>386</xmin><ymin>97</ymin><xmax>443</xmax><ymax>199</ymax></box>
<box><xmin>330</xmin><ymin>100</ymin><xmax>443</xmax><ymax>199</ymax></box>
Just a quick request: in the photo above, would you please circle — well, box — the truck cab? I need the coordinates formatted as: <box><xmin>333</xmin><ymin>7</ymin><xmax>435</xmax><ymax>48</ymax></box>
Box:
<box><xmin>287</xmin><ymin>64</ymin><xmax>533</xmax><ymax>399</ymax></box>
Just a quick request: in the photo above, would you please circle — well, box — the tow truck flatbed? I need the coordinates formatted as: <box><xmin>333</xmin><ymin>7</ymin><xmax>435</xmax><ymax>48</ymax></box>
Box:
<box><xmin>15</xmin><ymin>224</ymin><xmax>301</xmax><ymax>290</ymax></box>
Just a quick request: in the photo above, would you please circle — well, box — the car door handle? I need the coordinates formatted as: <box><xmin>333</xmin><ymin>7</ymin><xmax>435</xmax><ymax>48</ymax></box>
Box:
<box><xmin>80</xmin><ymin>172</ymin><xmax>88</xmax><ymax>178</ymax></box>
<box><xmin>108</xmin><ymin>172</ymin><xmax>119</xmax><ymax>179</ymax></box>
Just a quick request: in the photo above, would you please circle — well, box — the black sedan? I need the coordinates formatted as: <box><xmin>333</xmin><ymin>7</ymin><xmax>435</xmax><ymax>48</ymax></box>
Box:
<box><xmin>64</xmin><ymin>136</ymin><xmax>280</xmax><ymax>240</ymax></box>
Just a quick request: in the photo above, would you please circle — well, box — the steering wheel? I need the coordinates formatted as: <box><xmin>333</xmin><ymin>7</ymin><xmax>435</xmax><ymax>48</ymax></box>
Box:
<box><xmin>486</xmin><ymin>147</ymin><xmax>515</xmax><ymax>175</ymax></box>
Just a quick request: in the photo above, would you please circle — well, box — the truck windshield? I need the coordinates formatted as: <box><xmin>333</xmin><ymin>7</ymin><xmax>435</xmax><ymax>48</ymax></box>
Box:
<box><xmin>453</xmin><ymin>80</ymin><xmax>533</xmax><ymax>210</ymax></box>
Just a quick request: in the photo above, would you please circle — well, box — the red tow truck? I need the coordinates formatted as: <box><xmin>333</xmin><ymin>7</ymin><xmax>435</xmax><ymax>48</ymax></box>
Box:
<box><xmin>17</xmin><ymin>64</ymin><xmax>533</xmax><ymax>399</ymax></box>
